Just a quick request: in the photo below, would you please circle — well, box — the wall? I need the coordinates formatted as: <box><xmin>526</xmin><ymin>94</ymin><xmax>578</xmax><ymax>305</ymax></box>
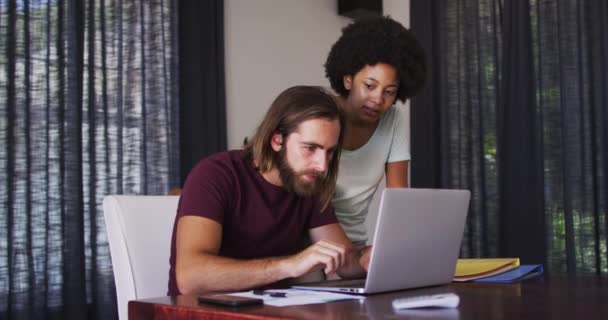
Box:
<box><xmin>225</xmin><ymin>0</ymin><xmax>410</xmax><ymax>242</ymax></box>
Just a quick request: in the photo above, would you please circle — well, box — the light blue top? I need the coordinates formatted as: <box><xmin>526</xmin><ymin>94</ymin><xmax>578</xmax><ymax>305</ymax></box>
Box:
<box><xmin>332</xmin><ymin>105</ymin><xmax>410</xmax><ymax>243</ymax></box>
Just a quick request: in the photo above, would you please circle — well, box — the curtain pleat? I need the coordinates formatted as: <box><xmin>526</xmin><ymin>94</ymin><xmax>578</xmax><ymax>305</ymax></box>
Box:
<box><xmin>4</xmin><ymin>0</ymin><xmax>17</xmax><ymax>315</ymax></box>
<box><xmin>497</xmin><ymin>0</ymin><xmax>546</xmax><ymax>265</ymax></box>
<box><xmin>590</xmin><ymin>0</ymin><xmax>608</xmax><ymax>276</ymax></box>
<box><xmin>64</xmin><ymin>0</ymin><xmax>87</xmax><ymax>318</ymax></box>
<box><xmin>178</xmin><ymin>0</ymin><xmax>226</xmax><ymax>184</ymax></box>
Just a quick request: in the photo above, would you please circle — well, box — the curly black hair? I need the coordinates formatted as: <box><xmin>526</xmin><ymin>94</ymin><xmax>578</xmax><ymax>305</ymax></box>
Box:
<box><xmin>324</xmin><ymin>16</ymin><xmax>427</xmax><ymax>102</ymax></box>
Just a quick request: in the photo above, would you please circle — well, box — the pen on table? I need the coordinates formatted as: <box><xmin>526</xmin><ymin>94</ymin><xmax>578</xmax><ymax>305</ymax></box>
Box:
<box><xmin>253</xmin><ymin>289</ymin><xmax>287</xmax><ymax>298</ymax></box>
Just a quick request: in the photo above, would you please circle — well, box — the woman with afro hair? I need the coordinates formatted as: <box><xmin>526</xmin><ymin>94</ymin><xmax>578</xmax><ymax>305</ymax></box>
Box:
<box><xmin>325</xmin><ymin>16</ymin><xmax>427</xmax><ymax>246</ymax></box>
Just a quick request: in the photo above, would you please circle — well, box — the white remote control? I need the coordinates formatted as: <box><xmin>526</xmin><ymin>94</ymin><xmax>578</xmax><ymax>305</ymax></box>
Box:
<box><xmin>392</xmin><ymin>293</ymin><xmax>460</xmax><ymax>309</ymax></box>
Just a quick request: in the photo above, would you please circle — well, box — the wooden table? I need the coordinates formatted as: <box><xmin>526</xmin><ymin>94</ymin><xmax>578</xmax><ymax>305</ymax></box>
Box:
<box><xmin>129</xmin><ymin>275</ymin><xmax>608</xmax><ymax>319</ymax></box>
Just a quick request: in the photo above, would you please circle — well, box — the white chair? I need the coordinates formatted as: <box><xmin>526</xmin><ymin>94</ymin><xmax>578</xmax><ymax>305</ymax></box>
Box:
<box><xmin>103</xmin><ymin>195</ymin><xmax>179</xmax><ymax>320</ymax></box>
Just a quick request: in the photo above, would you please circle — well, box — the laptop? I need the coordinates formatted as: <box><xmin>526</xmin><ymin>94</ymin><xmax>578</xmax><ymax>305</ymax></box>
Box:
<box><xmin>292</xmin><ymin>188</ymin><xmax>470</xmax><ymax>294</ymax></box>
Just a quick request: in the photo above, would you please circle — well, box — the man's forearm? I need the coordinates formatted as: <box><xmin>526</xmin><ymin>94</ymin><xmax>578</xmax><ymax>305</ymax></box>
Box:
<box><xmin>177</xmin><ymin>253</ymin><xmax>292</xmax><ymax>294</ymax></box>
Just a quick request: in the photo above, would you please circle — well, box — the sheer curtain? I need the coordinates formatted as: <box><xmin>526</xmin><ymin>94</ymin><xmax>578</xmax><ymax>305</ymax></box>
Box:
<box><xmin>411</xmin><ymin>0</ymin><xmax>608</xmax><ymax>273</ymax></box>
<box><xmin>0</xmin><ymin>0</ymin><xmax>179</xmax><ymax>319</ymax></box>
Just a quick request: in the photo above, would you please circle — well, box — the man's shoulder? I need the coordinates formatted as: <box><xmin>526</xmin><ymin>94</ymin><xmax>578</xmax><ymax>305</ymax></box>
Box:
<box><xmin>195</xmin><ymin>150</ymin><xmax>246</xmax><ymax>168</ymax></box>
<box><xmin>189</xmin><ymin>150</ymin><xmax>250</xmax><ymax>179</ymax></box>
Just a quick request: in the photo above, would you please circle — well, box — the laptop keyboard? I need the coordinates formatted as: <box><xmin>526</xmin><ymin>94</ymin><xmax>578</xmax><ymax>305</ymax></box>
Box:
<box><xmin>306</xmin><ymin>278</ymin><xmax>365</xmax><ymax>288</ymax></box>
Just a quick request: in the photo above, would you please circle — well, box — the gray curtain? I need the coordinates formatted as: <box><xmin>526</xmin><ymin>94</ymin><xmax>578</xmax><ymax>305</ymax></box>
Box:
<box><xmin>411</xmin><ymin>0</ymin><xmax>608</xmax><ymax>274</ymax></box>
<box><xmin>178</xmin><ymin>0</ymin><xmax>226</xmax><ymax>184</ymax></box>
<box><xmin>0</xmin><ymin>0</ymin><xmax>179</xmax><ymax>319</ymax></box>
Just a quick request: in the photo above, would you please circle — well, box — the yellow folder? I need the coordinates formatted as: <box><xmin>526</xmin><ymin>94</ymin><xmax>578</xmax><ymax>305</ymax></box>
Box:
<box><xmin>453</xmin><ymin>258</ymin><xmax>520</xmax><ymax>282</ymax></box>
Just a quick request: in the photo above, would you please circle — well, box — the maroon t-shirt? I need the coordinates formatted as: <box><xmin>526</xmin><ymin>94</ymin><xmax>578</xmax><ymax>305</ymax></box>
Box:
<box><xmin>168</xmin><ymin>150</ymin><xmax>338</xmax><ymax>295</ymax></box>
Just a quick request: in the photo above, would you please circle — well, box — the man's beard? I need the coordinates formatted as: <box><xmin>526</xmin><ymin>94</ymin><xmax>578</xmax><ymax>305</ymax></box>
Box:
<box><xmin>277</xmin><ymin>147</ymin><xmax>324</xmax><ymax>196</ymax></box>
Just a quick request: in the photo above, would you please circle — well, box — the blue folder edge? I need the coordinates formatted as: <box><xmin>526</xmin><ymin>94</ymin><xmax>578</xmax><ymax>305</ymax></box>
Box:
<box><xmin>473</xmin><ymin>265</ymin><xmax>544</xmax><ymax>283</ymax></box>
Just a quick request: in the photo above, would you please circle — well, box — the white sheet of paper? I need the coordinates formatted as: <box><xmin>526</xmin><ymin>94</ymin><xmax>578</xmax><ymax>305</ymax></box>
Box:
<box><xmin>229</xmin><ymin>289</ymin><xmax>364</xmax><ymax>307</ymax></box>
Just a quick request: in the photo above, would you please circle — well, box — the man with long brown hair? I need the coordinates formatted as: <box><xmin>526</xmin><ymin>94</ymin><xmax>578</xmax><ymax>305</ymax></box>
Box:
<box><xmin>168</xmin><ymin>86</ymin><xmax>370</xmax><ymax>295</ymax></box>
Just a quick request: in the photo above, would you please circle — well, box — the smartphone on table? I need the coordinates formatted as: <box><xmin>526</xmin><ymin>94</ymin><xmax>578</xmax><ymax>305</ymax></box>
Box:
<box><xmin>198</xmin><ymin>294</ymin><xmax>263</xmax><ymax>307</ymax></box>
